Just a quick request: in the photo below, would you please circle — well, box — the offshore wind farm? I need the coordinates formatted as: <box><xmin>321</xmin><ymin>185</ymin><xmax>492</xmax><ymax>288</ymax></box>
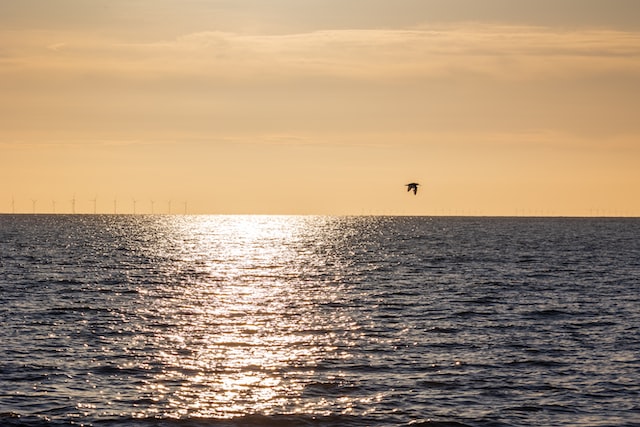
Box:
<box><xmin>5</xmin><ymin>197</ymin><xmax>190</xmax><ymax>215</ymax></box>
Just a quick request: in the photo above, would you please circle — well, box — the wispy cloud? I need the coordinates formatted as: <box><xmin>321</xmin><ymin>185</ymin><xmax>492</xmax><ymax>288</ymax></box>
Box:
<box><xmin>3</xmin><ymin>25</ymin><xmax>640</xmax><ymax>81</ymax></box>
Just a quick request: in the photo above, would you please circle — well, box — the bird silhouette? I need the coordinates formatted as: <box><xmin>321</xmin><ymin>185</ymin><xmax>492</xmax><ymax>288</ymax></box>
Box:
<box><xmin>406</xmin><ymin>183</ymin><xmax>419</xmax><ymax>195</ymax></box>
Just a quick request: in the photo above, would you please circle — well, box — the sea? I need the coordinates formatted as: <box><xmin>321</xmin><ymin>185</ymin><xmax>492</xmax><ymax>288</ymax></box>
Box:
<box><xmin>1</xmin><ymin>215</ymin><xmax>639</xmax><ymax>427</ymax></box>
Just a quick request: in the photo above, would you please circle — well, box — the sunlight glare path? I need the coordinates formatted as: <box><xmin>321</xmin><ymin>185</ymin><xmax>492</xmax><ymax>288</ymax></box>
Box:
<box><xmin>134</xmin><ymin>216</ymin><xmax>362</xmax><ymax>418</ymax></box>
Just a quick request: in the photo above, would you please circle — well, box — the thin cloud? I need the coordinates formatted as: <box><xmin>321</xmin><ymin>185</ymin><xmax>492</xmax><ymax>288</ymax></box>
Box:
<box><xmin>166</xmin><ymin>26</ymin><xmax>640</xmax><ymax>79</ymax></box>
<box><xmin>3</xmin><ymin>25</ymin><xmax>640</xmax><ymax>80</ymax></box>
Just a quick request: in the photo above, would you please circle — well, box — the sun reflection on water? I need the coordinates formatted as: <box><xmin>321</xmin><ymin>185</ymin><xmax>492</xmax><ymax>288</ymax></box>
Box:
<box><xmin>134</xmin><ymin>216</ymin><xmax>364</xmax><ymax>419</ymax></box>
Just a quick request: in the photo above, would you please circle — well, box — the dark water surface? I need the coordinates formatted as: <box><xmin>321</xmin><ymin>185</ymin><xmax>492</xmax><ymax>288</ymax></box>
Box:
<box><xmin>1</xmin><ymin>215</ymin><xmax>639</xmax><ymax>426</ymax></box>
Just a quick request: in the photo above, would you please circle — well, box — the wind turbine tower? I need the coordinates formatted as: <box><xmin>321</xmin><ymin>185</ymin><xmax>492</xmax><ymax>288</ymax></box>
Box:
<box><xmin>90</xmin><ymin>197</ymin><xmax>97</xmax><ymax>214</ymax></box>
<box><xmin>133</xmin><ymin>199</ymin><xmax>137</xmax><ymax>215</ymax></box>
<box><xmin>150</xmin><ymin>200</ymin><xmax>155</xmax><ymax>215</ymax></box>
<box><xmin>71</xmin><ymin>195</ymin><xmax>76</xmax><ymax>214</ymax></box>
<box><xmin>31</xmin><ymin>199</ymin><xmax>37</xmax><ymax>214</ymax></box>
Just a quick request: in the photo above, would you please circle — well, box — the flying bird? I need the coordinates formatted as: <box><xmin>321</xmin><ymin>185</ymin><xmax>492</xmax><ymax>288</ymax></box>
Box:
<box><xmin>406</xmin><ymin>183</ymin><xmax>420</xmax><ymax>195</ymax></box>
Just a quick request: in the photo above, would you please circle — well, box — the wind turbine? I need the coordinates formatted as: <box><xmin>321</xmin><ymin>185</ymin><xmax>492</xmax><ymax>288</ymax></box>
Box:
<box><xmin>90</xmin><ymin>197</ymin><xmax>97</xmax><ymax>214</ymax></box>
<box><xmin>113</xmin><ymin>199</ymin><xmax>117</xmax><ymax>214</ymax></box>
<box><xmin>52</xmin><ymin>200</ymin><xmax>56</xmax><ymax>213</ymax></box>
<box><xmin>31</xmin><ymin>199</ymin><xmax>37</xmax><ymax>214</ymax></box>
<box><xmin>150</xmin><ymin>200</ymin><xmax>155</xmax><ymax>215</ymax></box>
<box><xmin>11</xmin><ymin>196</ymin><xmax>15</xmax><ymax>214</ymax></box>
<box><xmin>71</xmin><ymin>194</ymin><xmax>76</xmax><ymax>214</ymax></box>
<box><xmin>132</xmin><ymin>199</ymin><xmax>137</xmax><ymax>215</ymax></box>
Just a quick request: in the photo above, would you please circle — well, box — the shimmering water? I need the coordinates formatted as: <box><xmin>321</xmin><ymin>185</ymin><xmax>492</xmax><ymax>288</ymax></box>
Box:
<box><xmin>1</xmin><ymin>215</ymin><xmax>639</xmax><ymax>426</ymax></box>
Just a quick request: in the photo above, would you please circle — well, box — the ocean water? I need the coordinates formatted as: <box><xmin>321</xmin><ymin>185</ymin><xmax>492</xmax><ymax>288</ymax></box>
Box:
<box><xmin>1</xmin><ymin>215</ymin><xmax>639</xmax><ymax>427</ymax></box>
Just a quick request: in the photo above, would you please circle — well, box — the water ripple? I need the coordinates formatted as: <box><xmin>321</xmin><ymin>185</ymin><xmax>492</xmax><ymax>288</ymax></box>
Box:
<box><xmin>1</xmin><ymin>215</ymin><xmax>639</xmax><ymax>426</ymax></box>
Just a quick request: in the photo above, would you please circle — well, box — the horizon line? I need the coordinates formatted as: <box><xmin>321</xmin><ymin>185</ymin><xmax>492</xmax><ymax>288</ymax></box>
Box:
<box><xmin>1</xmin><ymin>212</ymin><xmax>638</xmax><ymax>219</ymax></box>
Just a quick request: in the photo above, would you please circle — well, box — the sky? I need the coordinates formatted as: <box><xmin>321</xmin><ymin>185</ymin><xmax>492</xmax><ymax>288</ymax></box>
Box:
<box><xmin>2</xmin><ymin>0</ymin><xmax>640</xmax><ymax>215</ymax></box>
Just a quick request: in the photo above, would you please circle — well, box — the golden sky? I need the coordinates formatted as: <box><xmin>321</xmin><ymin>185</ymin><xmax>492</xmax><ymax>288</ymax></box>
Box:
<box><xmin>2</xmin><ymin>0</ymin><xmax>640</xmax><ymax>215</ymax></box>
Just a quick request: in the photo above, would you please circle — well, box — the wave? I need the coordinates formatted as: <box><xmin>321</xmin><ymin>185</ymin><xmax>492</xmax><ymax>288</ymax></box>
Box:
<box><xmin>0</xmin><ymin>413</ymin><xmax>381</xmax><ymax>427</ymax></box>
<box><xmin>0</xmin><ymin>413</ymin><xmax>498</xmax><ymax>427</ymax></box>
